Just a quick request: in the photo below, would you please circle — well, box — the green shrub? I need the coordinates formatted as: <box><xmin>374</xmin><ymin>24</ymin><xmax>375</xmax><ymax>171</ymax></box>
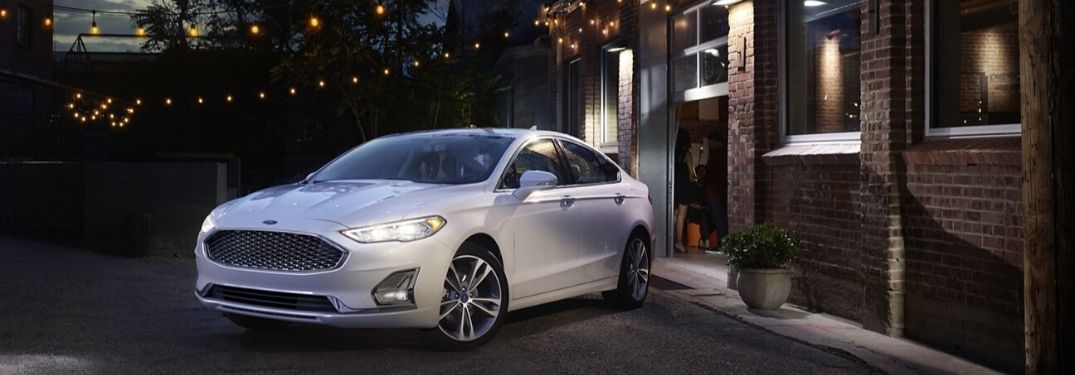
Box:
<box><xmin>719</xmin><ymin>223</ymin><xmax>798</xmax><ymax>269</ymax></box>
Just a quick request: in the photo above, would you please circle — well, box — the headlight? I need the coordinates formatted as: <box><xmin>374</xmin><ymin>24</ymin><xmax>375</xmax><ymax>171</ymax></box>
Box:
<box><xmin>341</xmin><ymin>216</ymin><xmax>446</xmax><ymax>243</ymax></box>
<box><xmin>200</xmin><ymin>214</ymin><xmax>216</xmax><ymax>233</ymax></box>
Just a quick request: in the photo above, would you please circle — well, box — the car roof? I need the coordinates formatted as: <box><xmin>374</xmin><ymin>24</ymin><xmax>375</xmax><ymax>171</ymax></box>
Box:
<box><xmin>383</xmin><ymin>128</ymin><xmax>581</xmax><ymax>142</ymax></box>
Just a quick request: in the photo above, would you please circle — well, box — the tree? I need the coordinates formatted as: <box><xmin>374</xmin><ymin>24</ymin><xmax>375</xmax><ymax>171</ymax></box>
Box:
<box><xmin>133</xmin><ymin>0</ymin><xmax>506</xmax><ymax>143</ymax></box>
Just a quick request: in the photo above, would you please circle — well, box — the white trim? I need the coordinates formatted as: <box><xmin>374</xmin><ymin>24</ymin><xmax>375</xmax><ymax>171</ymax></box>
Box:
<box><xmin>783</xmin><ymin>132</ymin><xmax>861</xmax><ymax>144</ymax></box>
<box><xmin>676</xmin><ymin>82</ymin><xmax>728</xmax><ymax>102</ymax></box>
<box><xmin>923</xmin><ymin>0</ymin><xmax>1021</xmax><ymax>139</ymax></box>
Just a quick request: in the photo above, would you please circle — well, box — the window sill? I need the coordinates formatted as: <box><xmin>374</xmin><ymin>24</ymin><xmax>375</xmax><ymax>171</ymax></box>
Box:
<box><xmin>902</xmin><ymin>137</ymin><xmax>1021</xmax><ymax>166</ymax></box>
<box><xmin>762</xmin><ymin>142</ymin><xmax>860</xmax><ymax>166</ymax></box>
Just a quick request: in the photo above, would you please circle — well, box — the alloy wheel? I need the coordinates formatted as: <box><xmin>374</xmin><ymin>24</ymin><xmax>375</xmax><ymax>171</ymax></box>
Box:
<box><xmin>625</xmin><ymin>238</ymin><xmax>650</xmax><ymax>300</ymax></box>
<box><xmin>438</xmin><ymin>255</ymin><xmax>503</xmax><ymax>342</ymax></box>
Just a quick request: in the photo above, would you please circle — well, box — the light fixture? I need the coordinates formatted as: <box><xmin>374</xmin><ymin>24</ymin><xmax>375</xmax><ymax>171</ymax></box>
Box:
<box><xmin>226</xmin><ymin>95</ymin><xmax>233</xmax><ymax>102</ymax></box>
<box><xmin>196</xmin><ymin>97</ymin><xmax>204</xmax><ymax>104</ymax></box>
<box><xmin>375</xmin><ymin>3</ymin><xmax>386</xmax><ymax>15</ymax></box>
<box><xmin>75</xmin><ymin>93</ymin><xmax>82</xmax><ymax>99</ymax></box>
<box><xmin>309</xmin><ymin>15</ymin><xmax>320</xmax><ymax>28</ymax></box>
<box><xmin>136</xmin><ymin>25</ymin><xmax>146</xmax><ymax>36</ymax></box>
<box><xmin>503</xmin><ymin>31</ymin><xmax>510</xmax><ymax>38</ymax></box>
<box><xmin>607</xmin><ymin>46</ymin><xmax>627</xmax><ymax>52</ymax></box>
<box><xmin>443</xmin><ymin>52</ymin><xmax>450</xmax><ymax>59</ymax></box>
<box><xmin>164</xmin><ymin>97</ymin><xmax>172</xmax><ymax>106</ymax></box>
<box><xmin>473</xmin><ymin>42</ymin><xmax>480</xmax><ymax>49</ymax></box>
<box><xmin>0</xmin><ymin>8</ymin><xmax>7</xmax><ymax>19</ymax></box>
<box><xmin>318</xmin><ymin>80</ymin><xmax>325</xmax><ymax>88</ymax></box>
<box><xmin>351</xmin><ymin>76</ymin><xmax>359</xmax><ymax>84</ymax></box>
<box><xmin>43</xmin><ymin>16</ymin><xmax>52</xmax><ymax>28</ymax></box>
<box><xmin>804</xmin><ymin>0</ymin><xmax>828</xmax><ymax>7</ymax></box>
<box><xmin>106</xmin><ymin>98</ymin><xmax>112</xmax><ymax>104</ymax></box>
<box><xmin>650</xmin><ymin>2</ymin><xmax>657</xmax><ymax>10</ymax></box>
<box><xmin>90</xmin><ymin>11</ymin><xmax>99</xmax><ymax>34</ymax></box>
<box><xmin>712</xmin><ymin>0</ymin><xmax>742</xmax><ymax>6</ymax></box>
<box><xmin>258</xmin><ymin>91</ymin><xmax>267</xmax><ymax>99</ymax></box>
<box><xmin>188</xmin><ymin>23</ymin><xmax>198</xmax><ymax>37</ymax></box>
<box><xmin>250</xmin><ymin>24</ymin><xmax>260</xmax><ymax>35</ymax></box>
<box><xmin>413</xmin><ymin>60</ymin><xmax>420</xmax><ymax>67</ymax></box>
<box><xmin>135</xmin><ymin>98</ymin><xmax>142</xmax><ymax>105</ymax></box>
<box><xmin>289</xmin><ymin>87</ymin><xmax>297</xmax><ymax>95</ymax></box>
<box><xmin>383</xmin><ymin>68</ymin><xmax>390</xmax><ymax>76</ymax></box>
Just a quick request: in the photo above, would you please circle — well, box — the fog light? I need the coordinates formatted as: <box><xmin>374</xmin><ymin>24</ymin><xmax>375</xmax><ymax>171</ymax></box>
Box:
<box><xmin>373</xmin><ymin>269</ymin><xmax>418</xmax><ymax>305</ymax></box>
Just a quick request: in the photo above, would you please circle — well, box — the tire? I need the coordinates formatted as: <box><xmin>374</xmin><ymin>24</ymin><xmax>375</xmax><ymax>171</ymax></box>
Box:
<box><xmin>225</xmin><ymin>313</ymin><xmax>293</xmax><ymax>331</ymax></box>
<box><xmin>603</xmin><ymin>232</ymin><xmax>651</xmax><ymax>309</ymax></box>
<box><xmin>427</xmin><ymin>242</ymin><xmax>509</xmax><ymax>350</ymax></box>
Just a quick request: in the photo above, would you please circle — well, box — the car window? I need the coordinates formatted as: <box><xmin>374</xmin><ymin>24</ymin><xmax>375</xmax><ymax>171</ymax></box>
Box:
<box><xmin>559</xmin><ymin>140</ymin><xmax>619</xmax><ymax>184</ymax></box>
<box><xmin>500</xmin><ymin>139</ymin><xmax>568</xmax><ymax>189</ymax></box>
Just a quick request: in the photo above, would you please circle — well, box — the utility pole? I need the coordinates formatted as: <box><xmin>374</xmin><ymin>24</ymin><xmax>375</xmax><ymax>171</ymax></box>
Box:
<box><xmin>1020</xmin><ymin>0</ymin><xmax>1074</xmax><ymax>373</ymax></box>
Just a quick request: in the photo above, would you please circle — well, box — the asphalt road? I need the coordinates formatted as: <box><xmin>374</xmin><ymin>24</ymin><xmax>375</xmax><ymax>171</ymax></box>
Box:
<box><xmin>0</xmin><ymin>237</ymin><xmax>880</xmax><ymax>374</ymax></box>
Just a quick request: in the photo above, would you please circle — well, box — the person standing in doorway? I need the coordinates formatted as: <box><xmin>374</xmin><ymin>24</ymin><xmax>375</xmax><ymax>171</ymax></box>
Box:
<box><xmin>702</xmin><ymin>131</ymin><xmax>729</xmax><ymax>248</ymax></box>
<box><xmin>673</xmin><ymin>128</ymin><xmax>693</xmax><ymax>253</ymax></box>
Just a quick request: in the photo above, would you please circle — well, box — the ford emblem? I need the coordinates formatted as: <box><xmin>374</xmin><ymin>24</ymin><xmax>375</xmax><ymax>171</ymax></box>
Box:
<box><xmin>262</xmin><ymin>220</ymin><xmax>278</xmax><ymax>225</ymax></box>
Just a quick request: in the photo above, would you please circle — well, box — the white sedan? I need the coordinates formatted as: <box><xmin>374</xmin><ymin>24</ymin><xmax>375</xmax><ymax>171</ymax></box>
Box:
<box><xmin>194</xmin><ymin>128</ymin><xmax>654</xmax><ymax>348</ymax></box>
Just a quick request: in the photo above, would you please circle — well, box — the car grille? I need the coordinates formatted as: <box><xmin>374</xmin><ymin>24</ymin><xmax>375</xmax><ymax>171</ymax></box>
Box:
<box><xmin>205</xmin><ymin>230</ymin><xmax>346</xmax><ymax>272</ymax></box>
<box><xmin>206</xmin><ymin>285</ymin><xmax>337</xmax><ymax>313</ymax></box>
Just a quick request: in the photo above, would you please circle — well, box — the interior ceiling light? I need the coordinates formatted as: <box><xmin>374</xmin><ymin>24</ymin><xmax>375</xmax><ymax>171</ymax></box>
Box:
<box><xmin>804</xmin><ymin>0</ymin><xmax>828</xmax><ymax>7</ymax></box>
<box><xmin>712</xmin><ymin>0</ymin><xmax>742</xmax><ymax>6</ymax></box>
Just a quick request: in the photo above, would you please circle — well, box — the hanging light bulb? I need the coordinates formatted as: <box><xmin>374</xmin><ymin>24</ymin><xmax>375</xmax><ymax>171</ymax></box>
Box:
<box><xmin>43</xmin><ymin>16</ymin><xmax>53</xmax><ymax>28</ymax></box>
<box><xmin>443</xmin><ymin>52</ymin><xmax>450</xmax><ymax>59</ymax></box>
<box><xmin>250</xmin><ymin>24</ymin><xmax>260</xmax><ymax>35</ymax></box>
<box><xmin>473</xmin><ymin>42</ymin><xmax>480</xmax><ymax>49</ymax></box>
<box><xmin>665</xmin><ymin>4</ymin><xmax>672</xmax><ymax>12</ymax></box>
<box><xmin>226</xmin><ymin>95</ymin><xmax>233</xmax><ymax>102</ymax></box>
<box><xmin>375</xmin><ymin>3</ymin><xmax>386</xmax><ymax>16</ymax></box>
<box><xmin>136</xmin><ymin>24</ymin><xmax>147</xmax><ymax>37</ymax></box>
<box><xmin>67</xmin><ymin>103</ymin><xmax>75</xmax><ymax>109</ymax></box>
<box><xmin>413</xmin><ymin>60</ymin><xmax>420</xmax><ymax>67</ymax></box>
<box><xmin>73</xmin><ymin>112</ymin><xmax>80</xmax><ymax>120</ymax></box>
<box><xmin>196</xmin><ymin>96</ymin><xmax>204</xmax><ymax>104</ymax></box>
<box><xmin>75</xmin><ymin>93</ymin><xmax>82</xmax><ymax>99</ymax></box>
<box><xmin>309</xmin><ymin>15</ymin><xmax>320</xmax><ymax>28</ymax></box>
<box><xmin>650</xmin><ymin>2</ymin><xmax>657</xmax><ymax>10</ymax></box>
<box><xmin>164</xmin><ymin>97</ymin><xmax>173</xmax><ymax>106</ymax></box>
<box><xmin>503</xmin><ymin>31</ymin><xmax>510</xmax><ymax>39</ymax></box>
<box><xmin>135</xmin><ymin>98</ymin><xmax>142</xmax><ymax>106</ymax></box>
<box><xmin>126</xmin><ymin>107</ymin><xmax>135</xmax><ymax>114</ymax></box>
<box><xmin>318</xmin><ymin>80</ymin><xmax>326</xmax><ymax>88</ymax></box>
<box><xmin>90</xmin><ymin>11</ymin><xmax>99</xmax><ymax>35</ymax></box>
<box><xmin>0</xmin><ymin>8</ymin><xmax>7</xmax><ymax>19</ymax></box>
<box><xmin>258</xmin><ymin>91</ymin><xmax>267</xmax><ymax>100</ymax></box>
<box><xmin>289</xmin><ymin>87</ymin><xmax>297</xmax><ymax>95</ymax></box>
<box><xmin>383</xmin><ymin>68</ymin><xmax>390</xmax><ymax>76</ymax></box>
<box><xmin>188</xmin><ymin>23</ymin><xmax>198</xmax><ymax>37</ymax></box>
<box><xmin>351</xmin><ymin>76</ymin><xmax>359</xmax><ymax>84</ymax></box>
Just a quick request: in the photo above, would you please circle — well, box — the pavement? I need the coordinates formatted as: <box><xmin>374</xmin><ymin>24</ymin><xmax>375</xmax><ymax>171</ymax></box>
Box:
<box><xmin>0</xmin><ymin>236</ymin><xmax>880</xmax><ymax>374</ymax></box>
<box><xmin>653</xmin><ymin>250</ymin><xmax>1005</xmax><ymax>375</ymax></box>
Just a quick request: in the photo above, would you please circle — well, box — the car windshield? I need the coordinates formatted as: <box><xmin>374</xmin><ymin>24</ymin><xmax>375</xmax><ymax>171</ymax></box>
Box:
<box><xmin>311</xmin><ymin>133</ymin><xmax>515</xmax><ymax>184</ymax></box>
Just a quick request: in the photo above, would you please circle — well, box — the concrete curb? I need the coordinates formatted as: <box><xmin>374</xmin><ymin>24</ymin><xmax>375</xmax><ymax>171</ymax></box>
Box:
<box><xmin>652</xmin><ymin>258</ymin><xmax>1004</xmax><ymax>375</ymax></box>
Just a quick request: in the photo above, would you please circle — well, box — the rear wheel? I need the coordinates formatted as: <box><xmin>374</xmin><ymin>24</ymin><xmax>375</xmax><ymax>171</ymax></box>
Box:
<box><xmin>225</xmin><ymin>313</ymin><xmax>292</xmax><ymax>331</ymax></box>
<box><xmin>603</xmin><ymin>233</ymin><xmax>651</xmax><ymax>308</ymax></box>
<box><xmin>428</xmin><ymin>242</ymin><xmax>509</xmax><ymax>350</ymax></box>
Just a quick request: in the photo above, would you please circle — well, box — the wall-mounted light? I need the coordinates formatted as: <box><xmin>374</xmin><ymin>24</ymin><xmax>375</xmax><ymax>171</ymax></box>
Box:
<box><xmin>712</xmin><ymin>0</ymin><xmax>742</xmax><ymax>6</ymax></box>
<box><xmin>804</xmin><ymin>0</ymin><xmax>828</xmax><ymax>7</ymax></box>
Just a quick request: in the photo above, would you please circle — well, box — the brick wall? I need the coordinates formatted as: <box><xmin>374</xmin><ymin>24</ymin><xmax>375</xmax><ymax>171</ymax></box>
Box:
<box><xmin>547</xmin><ymin>0</ymin><xmax>639</xmax><ymax>174</ymax></box>
<box><xmin>958</xmin><ymin>27</ymin><xmax>1020</xmax><ymax>115</ymax></box>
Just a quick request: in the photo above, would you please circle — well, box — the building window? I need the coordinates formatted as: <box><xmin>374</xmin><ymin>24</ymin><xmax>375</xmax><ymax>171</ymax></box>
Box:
<box><xmin>564</xmin><ymin>59</ymin><xmax>582</xmax><ymax>138</ymax></box>
<box><xmin>672</xmin><ymin>2</ymin><xmax>730</xmax><ymax>102</ymax></box>
<box><xmin>927</xmin><ymin>0</ymin><xmax>1021</xmax><ymax>137</ymax></box>
<box><xmin>601</xmin><ymin>44</ymin><xmax>625</xmax><ymax>146</ymax></box>
<box><xmin>784</xmin><ymin>0</ymin><xmax>862</xmax><ymax>140</ymax></box>
<box><xmin>16</xmin><ymin>5</ymin><xmax>32</xmax><ymax>47</ymax></box>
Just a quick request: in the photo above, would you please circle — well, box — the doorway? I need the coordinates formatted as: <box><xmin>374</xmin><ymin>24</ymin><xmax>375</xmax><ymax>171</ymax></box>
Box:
<box><xmin>671</xmin><ymin>96</ymin><xmax>728</xmax><ymax>261</ymax></box>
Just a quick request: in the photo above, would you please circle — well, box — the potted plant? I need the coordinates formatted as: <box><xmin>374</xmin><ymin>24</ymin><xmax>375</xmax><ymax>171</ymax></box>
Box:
<box><xmin>719</xmin><ymin>223</ymin><xmax>798</xmax><ymax>310</ymax></box>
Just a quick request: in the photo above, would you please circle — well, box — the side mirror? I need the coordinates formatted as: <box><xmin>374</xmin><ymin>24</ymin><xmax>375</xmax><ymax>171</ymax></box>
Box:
<box><xmin>302</xmin><ymin>172</ymin><xmax>316</xmax><ymax>184</ymax></box>
<box><xmin>513</xmin><ymin>170</ymin><xmax>558</xmax><ymax>201</ymax></box>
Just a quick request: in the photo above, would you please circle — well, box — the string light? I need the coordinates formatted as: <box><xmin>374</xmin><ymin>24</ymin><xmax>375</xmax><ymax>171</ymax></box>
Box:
<box><xmin>318</xmin><ymin>79</ymin><xmax>326</xmax><ymax>88</ymax></box>
<box><xmin>75</xmin><ymin>93</ymin><xmax>82</xmax><ymax>99</ymax></box>
<box><xmin>383</xmin><ymin>68</ymin><xmax>390</xmax><ymax>76</ymax></box>
<box><xmin>557</xmin><ymin>37</ymin><xmax>563</xmax><ymax>44</ymax></box>
<box><xmin>443</xmin><ymin>52</ymin><xmax>450</xmax><ymax>59</ymax></box>
<box><xmin>503</xmin><ymin>31</ymin><xmax>510</xmax><ymax>39</ymax></box>
<box><xmin>226</xmin><ymin>95</ymin><xmax>233</xmax><ymax>102</ymax></box>
<box><xmin>44</xmin><ymin>16</ymin><xmax>53</xmax><ymax>28</ymax></box>
<box><xmin>250</xmin><ymin>24</ymin><xmax>260</xmax><ymax>35</ymax></box>
<box><xmin>0</xmin><ymin>8</ymin><xmax>7</xmax><ymax>19</ymax></box>
<box><xmin>126</xmin><ymin>107</ymin><xmax>135</xmax><ymax>114</ymax></box>
<box><xmin>413</xmin><ymin>60</ymin><xmax>420</xmax><ymax>67</ymax></box>
<box><xmin>351</xmin><ymin>76</ymin><xmax>359</xmax><ymax>84</ymax></box>
<box><xmin>164</xmin><ymin>97</ymin><xmax>173</xmax><ymax>106</ymax></box>
<box><xmin>473</xmin><ymin>42</ymin><xmax>480</xmax><ymax>49</ymax></box>
<box><xmin>67</xmin><ymin>103</ymin><xmax>75</xmax><ymax>109</ymax></box>
<box><xmin>308</xmin><ymin>15</ymin><xmax>320</xmax><ymax>28</ymax></box>
<box><xmin>375</xmin><ymin>3</ymin><xmax>386</xmax><ymax>16</ymax></box>
<box><xmin>533</xmin><ymin>19</ymin><xmax>539</xmax><ymax>26</ymax></box>
<box><xmin>196</xmin><ymin>96</ymin><xmax>204</xmax><ymax>104</ymax></box>
<box><xmin>665</xmin><ymin>4</ymin><xmax>672</xmax><ymax>12</ymax></box>
<box><xmin>258</xmin><ymin>91</ymin><xmax>267</xmax><ymax>100</ymax></box>
<box><xmin>289</xmin><ymin>87</ymin><xmax>297</xmax><ymax>95</ymax></box>
<box><xmin>650</xmin><ymin>2</ymin><xmax>657</xmax><ymax>10</ymax></box>
<box><xmin>135</xmin><ymin>98</ymin><xmax>142</xmax><ymax>105</ymax></box>
<box><xmin>136</xmin><ymin>24</ymin><xmax>146</xmax><ymax>36</ymax></box>
<box><xmin>90</xmin><ymin>11</ymin><xmax>99</xmax><ymax>35</ymax></box>
<box><xmin>188</xmin><ymin>23</ymin><xmax>198</xmax><ymax>37</ymax></box>
<box><xmin>106</xmin><ymin>98</ymin><xmax>112</xmax><ymax>104</ymax></box>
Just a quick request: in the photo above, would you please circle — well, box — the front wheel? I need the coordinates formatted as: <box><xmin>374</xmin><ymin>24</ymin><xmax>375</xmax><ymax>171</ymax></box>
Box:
<box><xmin>428</xmin><ymin>242</ymin><xmax>509</xmax><ymax>350</ymax></box>
<box><xmin>603</xmin><ymin>233</ymin><xmax>651</xmax><ymax>309</ymax></box>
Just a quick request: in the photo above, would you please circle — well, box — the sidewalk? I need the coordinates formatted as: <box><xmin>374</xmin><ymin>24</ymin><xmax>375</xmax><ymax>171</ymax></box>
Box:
<box><xmin>652</xmin><ymin>251</ymin><xmax>1003</xmax><ymax>375</ymax></box>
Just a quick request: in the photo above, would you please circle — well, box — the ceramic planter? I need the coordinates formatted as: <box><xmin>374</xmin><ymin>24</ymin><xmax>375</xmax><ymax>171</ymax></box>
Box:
<box><xmin>735</xmin><ymin>268</ymin><xmax>792</xmax><ymax>310</ymax></box>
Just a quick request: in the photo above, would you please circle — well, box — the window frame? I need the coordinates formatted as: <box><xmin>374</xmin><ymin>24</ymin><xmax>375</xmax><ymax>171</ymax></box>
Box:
<box><xmin>671</xmin><ymin>1</ymin><xmax>730</xmax><ymax>103</ymax></box>
<box><xmin>778</xmin><ymin>0</ymin><xmax>863</xmax><ymax>145</ymax></box>
<box><xmin>16</xmin><ymin>5</ymin><xmax>32</xmax><ymax>48</ymax></box>
<box><xmin>495</xmin><ymin>137</ymin><xmax>571</xmax><ymax>191</ymax></box>
<box><xmin>600</xmin><ymin>41</ymin><xmax>624</xmax><ymax>149</ymax></box>
<box><xmin>923</xmin><ymin>0</ymin><xmax>1022</xmax><ymax>139</ymax></box>
<box><xmin>563</xmin><ymin>58</ymin><xmax>583</xmax><ymax>138</ymax></box>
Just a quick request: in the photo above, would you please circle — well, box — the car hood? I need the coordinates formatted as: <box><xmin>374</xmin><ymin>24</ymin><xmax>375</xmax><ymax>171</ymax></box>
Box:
<box><xmin>216</xmin><ymin>180</ymin><xmax>465</xmax><ymax>228</ymax></box>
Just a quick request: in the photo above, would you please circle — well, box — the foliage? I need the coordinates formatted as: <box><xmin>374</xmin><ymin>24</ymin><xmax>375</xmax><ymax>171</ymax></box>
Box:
<box><xmin>719</xmin><ymin>223</ymin><xmax>799</xmax><ymax>270</ymax></box>
<box><xmin>133</xmin><ymin>0</ymin><xmax>506</xmax><ymax>142</ymax></box>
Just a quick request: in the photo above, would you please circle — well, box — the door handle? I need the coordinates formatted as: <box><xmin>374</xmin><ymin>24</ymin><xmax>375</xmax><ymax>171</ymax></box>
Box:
<box><xmin>560</xmin><ymin>196</ymin><xmax>576</xmax><ymax>208</ymax></box>
<box><xmin>613</xmin><ymin>194</ymin><xmax>625</xmax><ymax>205</ymax></box>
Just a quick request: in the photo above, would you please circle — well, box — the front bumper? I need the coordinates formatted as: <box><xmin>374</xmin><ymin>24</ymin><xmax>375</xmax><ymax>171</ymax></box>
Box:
<box><xmin>194</xmin><ymin>224</ymin><xmax>454</xmax><ymax>329</ymax></box>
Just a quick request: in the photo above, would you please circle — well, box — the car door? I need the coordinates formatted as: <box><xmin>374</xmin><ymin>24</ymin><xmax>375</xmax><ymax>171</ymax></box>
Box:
<box><xmin>556</xmin><ymin>140</ymin><xmax>625</xmax><ymax>283</ymax></box>
<box><xmin>499</xmin><ymin>138</ymin><xmax>581</xmax><ymax>299</ymax></box>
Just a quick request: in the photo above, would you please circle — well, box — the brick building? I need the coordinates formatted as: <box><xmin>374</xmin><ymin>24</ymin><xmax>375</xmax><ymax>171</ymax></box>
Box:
<box><xmin>540</xmin><ymin>0</ymin><xmax>1024</xmax><ymax>371</ymax></box>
